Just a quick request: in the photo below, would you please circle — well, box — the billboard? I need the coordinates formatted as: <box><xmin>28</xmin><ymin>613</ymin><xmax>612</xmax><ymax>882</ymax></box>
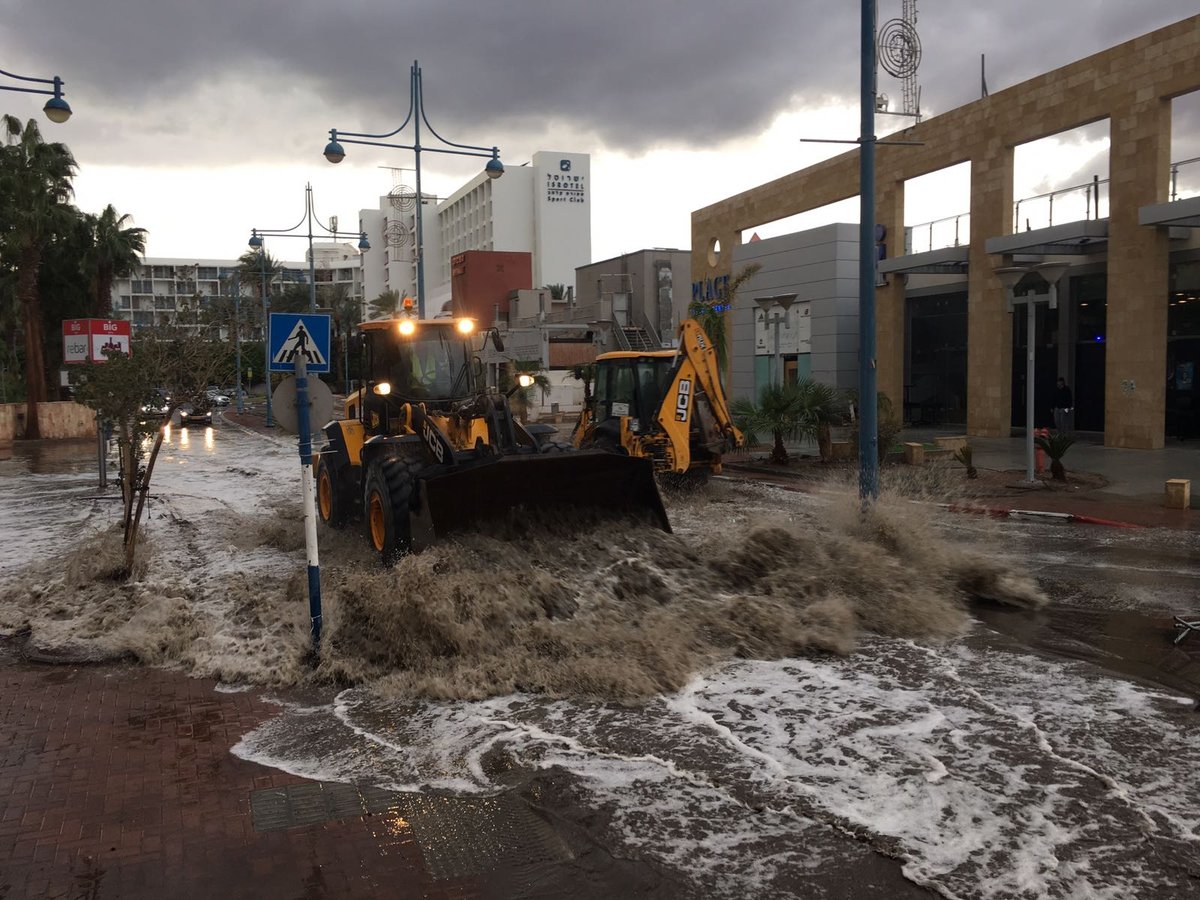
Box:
<box><xmin>62</xmin><ymin>319</ymin><xmax>132</xmax><ymax>363</ymax></box>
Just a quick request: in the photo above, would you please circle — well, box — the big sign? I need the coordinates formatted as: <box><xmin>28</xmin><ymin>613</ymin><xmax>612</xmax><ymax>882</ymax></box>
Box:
<box><xmin>62</xmin><ymin>319</ymin><xmax>132</xmax><ymax>363</ymax></box>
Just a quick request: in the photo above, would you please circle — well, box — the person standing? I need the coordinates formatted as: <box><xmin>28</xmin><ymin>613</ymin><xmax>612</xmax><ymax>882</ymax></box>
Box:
<box><xmin>1053</xmin><ymin>377</ymin><xmax>1073</xmax><ymax>433</ymax></box>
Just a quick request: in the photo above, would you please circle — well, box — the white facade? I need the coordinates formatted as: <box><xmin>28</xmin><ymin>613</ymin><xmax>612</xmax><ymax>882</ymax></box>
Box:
<box><xmin>110</xmin><ymin>248</ymin><xmax>367</xmax><ymax>335</ymax></box>
<box><xmin>360</xmin><ymin>150</ymin><xmax>591</xmax><ymax>315</ymax></box>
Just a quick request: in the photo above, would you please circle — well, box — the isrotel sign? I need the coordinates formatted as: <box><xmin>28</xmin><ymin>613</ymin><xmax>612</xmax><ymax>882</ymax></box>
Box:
<box><xmin>62</xmin><ymin>319</ymin><xmax>132</xmax><ymax>363</ymax></box>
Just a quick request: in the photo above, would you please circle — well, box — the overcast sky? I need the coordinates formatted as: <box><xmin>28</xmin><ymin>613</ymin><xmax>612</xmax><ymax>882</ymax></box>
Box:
<box><xmin>2</xmin><ymin>1</ymin><xmax>1196</xmax><ymax>265</ymax></box>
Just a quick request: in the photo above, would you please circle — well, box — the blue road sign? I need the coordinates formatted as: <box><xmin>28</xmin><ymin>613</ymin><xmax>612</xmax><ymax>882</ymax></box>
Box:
<box><xmin>269</xmin><ymin>313</ymin><xmax>331</xmax><ymax>373</ymax></box>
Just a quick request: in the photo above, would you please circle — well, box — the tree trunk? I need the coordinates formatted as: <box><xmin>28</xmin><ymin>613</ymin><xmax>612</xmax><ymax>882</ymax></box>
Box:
<box><xmin>125</xmin><ymin>420</ymin><xmax>169</xmax><ymax>575</ymax></box>
<box><xmin>817</xmin><ymin>423</ymin><xmax>832</xmax><ymax>462</ymax></box>
<box><xmin>771</xmin><ymin>430</ymin><xmax>789</xmax><ymax>464</ymax></box>
<box><xmin>18</xmin><ymin>247</ymin><xmax>46</xmax><ymax>440</ymax></box>
<box><xmin>95</xmin><ymin>267</ymin><xmax>114</xmax><ymax>318</ymax></box>
<box><xmin>1050</xmin><ymin>460</ymin><xmax>1066</xmax><ymax>481</ymax></box>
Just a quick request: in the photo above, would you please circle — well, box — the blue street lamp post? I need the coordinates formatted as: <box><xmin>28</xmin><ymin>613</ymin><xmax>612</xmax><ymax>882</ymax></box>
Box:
<box><xmin>858</xmin><ymin>0</ymin><xmax>879</xmax><ymax>504</ymax></box>
<box><xmin>249</xmin><ymin>183</ymin><xmax>369</xmax><ymax>425</ymax></box>
<box><xmin>323</xmin><ymin>60</ymin><xmax>504</xmax><ymax>318</ymax></box>
<box><xmin>232</xmin><ymin>271</ymin><xmax>245</xmax><ymax>414</ymax></box>
<box><xmin>248</xmin><ymin>183</ymin><xmax>370</xmax><ymax>314</ymax></box>
<box><xmin>0</xmin><ymin>66</ymin><xmax>72</xmax><ymax>122</ymax></box>
<box><xmin>256</xmin><ymin>248</ymin><xmax>274</xmax><ymax>427</ymax></box>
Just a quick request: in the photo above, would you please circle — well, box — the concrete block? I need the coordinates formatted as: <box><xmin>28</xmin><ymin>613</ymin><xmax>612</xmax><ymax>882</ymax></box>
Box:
<box><xmin>903</xmin><ymin>442</ymin><xmax>924</xmax><ymax>465</ymax></box>
<box><xmin>1165</xmin><ymin>479</ymin><xmax>1191</xmax><ymax>510</ymax></box>
<box><xmin>934</xmin><ymin>435</ymin><xmax>969</xmax><ymax>451</ymax></box>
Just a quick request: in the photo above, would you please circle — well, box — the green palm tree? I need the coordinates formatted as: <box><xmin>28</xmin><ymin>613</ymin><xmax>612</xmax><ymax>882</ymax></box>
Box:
<box><xmin>689</xmin><ymin>262</ymin><xmax>760</xmax><ymax>374</ymax></box>
<box><xmin>237</xmin><ymin>248</ymin><xmax>280</xmax><ymax>303</ymax></box>
<box><xmin>369</xmin><ymin>288</ymin><xmax>402</xmax><ymax>319</ymax></box>
<box><xmin>83</xmin><ymin>204</ymin><xmax>146</xmax><ymax>317</ymax></box>
<box><xmin>732</xmin><ymin>377</ymin><xmax>843</xmax><ymax>464</ymax></box>
<box><xmin>1035</xmin><ymin>431</ymin><xmax>1075</xmax><ymax>481</ymax></box>
<box><xmin>0</xmin><ymin>115</ymin><xmax>78</xmax><ymax>438</ymax></box>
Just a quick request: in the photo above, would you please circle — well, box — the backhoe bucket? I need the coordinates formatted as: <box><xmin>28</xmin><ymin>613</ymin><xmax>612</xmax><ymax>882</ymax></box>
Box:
<box><xmin>411</xmin><ymin>451</ymin><xmax>671</xmax><ymax>549</ymax></box>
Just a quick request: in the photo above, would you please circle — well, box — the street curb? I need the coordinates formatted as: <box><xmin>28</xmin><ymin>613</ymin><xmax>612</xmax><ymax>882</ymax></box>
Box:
<box><xmin>941</xmin><ymin>503</ymin><xmax>1144</xmax><ymax>529</ymax></box>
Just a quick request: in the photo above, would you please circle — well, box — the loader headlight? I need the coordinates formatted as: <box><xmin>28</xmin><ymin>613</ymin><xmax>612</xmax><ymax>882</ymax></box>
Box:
<box><xmin>455</xmin><ymin>317</ymin><xmax>475</xmax><ymax>335</ymax></box>
<box><xmin>373</xmin><ymin>382</ymin><xmax>392</xmax><ymax>396</ymax></box>
<box><xmin>398</xmin><ymin>319</ymin><xmax>416</xmax><ymax>336</ymax></box>
<box><xmin>516</xmin><ymin>374</ymin><xmax>535</xmax><ymax>388</ymax></box>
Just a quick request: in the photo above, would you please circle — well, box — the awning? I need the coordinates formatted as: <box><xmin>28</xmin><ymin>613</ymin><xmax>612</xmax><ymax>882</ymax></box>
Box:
<box><xmin>1139</xmin><ymin>195</ymin><xmax>1200</xmax><ymax>228</ymax></box>
<box><xmin>878</xmin><ymin>246</ymin><xmax>969</xmax><ymax>275</ymax></box>
<box><xmin>984</xmin><ymin>219</ymin><xmax>1108</xmax><ymax>256</ymax></box>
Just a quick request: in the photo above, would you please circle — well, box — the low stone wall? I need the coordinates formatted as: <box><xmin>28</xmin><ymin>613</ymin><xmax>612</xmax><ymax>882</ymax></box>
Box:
<box><xmin>0</xmin><ymin>401</ymin><xmax>98</xmax><ymax>441</ymax></box>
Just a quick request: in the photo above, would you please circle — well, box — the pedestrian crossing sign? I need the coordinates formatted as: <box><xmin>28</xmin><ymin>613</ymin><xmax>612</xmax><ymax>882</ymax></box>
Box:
<box><xmin>269</xmin><ymin>313</ymin><xmax>331</xmax><ymax>373</ymax></box>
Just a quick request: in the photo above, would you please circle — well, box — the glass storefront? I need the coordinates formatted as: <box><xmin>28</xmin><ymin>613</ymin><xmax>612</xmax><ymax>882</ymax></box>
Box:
<box><xmin>1167</xmin><ymin>260</ymin><xmax>1200</xmax><ymax>440</ymax></box>
<box><xmin>1071</xmin><ymin>274</ymin><xmax>1107</xmax><ymax>433</ymax></box>
<box><xmin>906</xmin><ymin>293</ymin><xmax>968</xmax><ymax>426</ymax></box>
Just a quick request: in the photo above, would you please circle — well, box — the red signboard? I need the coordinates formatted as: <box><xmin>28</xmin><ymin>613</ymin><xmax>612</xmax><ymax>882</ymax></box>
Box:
<box><xmin>62</xmin><ymin>319</ymin><xmax>132</xmax><ymax>364</ymax></box>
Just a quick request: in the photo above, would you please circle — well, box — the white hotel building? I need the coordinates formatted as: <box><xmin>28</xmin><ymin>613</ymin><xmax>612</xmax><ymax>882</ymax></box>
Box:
<box><xmin>109</xmin><ymin>245</ymin><xmax>368</xmax><ymax>337</ymax></box>
<box><xmin>359</xmin><ymin>150</ymin><xmax>591</xmax><ymax>314</ymax></box>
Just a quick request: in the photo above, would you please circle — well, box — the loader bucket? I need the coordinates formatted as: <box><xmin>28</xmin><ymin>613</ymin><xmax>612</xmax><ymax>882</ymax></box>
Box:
<box><xmin>410</xmin><ymin>450</ymin><xmax>671</xmax><ymax>549</ymax></box>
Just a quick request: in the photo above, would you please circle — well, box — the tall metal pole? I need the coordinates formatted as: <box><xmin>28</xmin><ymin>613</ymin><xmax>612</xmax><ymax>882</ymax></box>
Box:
<box><xmin>772</xmin><ymin>313</ymin><xmax>782</xmax><ymax>387</ymax></box>
<box><xmin>412</xmin><ymin>62</ymin><xmax>426</xmax><ymax>318</ymax></box>
<box><xmin>260</xmin><ymin>248</ymin><xmax>274</xmax><ymax>427</ymax></box>
<box><xmin>306</xmin><ymin>185</ymin><xmax>318</xmax><ymax>315</ymax></box>
<box><xmin>858</xmin><ymin>0</ymin><xmax>880</xmax><ymax>502</ymax></box>
<box><xmin>1025</xmin><ymin>298</ymin><xmax>1036</xmax><ymax>483</ymax></box>
<box><xmin>294</xmin><ymin>353</ymin><xmax>322</xmax><ymax>654</ymax></box>
<box><xmin>234</xmin><ymin>272</ymin><xmax>245</xmax><ymax>414</ymax></box>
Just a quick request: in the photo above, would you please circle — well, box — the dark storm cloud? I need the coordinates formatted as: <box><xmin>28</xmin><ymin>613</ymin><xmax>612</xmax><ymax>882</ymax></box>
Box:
<box><xmin>1</xmin><ymin>0</ymin><xmax>1196</xmax><ymax>162</ymax></box>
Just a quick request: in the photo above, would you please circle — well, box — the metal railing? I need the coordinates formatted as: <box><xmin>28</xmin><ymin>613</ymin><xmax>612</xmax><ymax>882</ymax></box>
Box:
<box><xmin>1170</xmin><ymin>155</ymin><xmax>1200</xmax><ymax>202</ymax></box>
<box><xmin>905</xmin><ymin>212</ymin><xmax>970</xmax><ymax>254</ymax></box>
<box><xmin>1013</xmin><ymin>176</ymin><xmax>1108</xmax><ymax>232</ymax></box>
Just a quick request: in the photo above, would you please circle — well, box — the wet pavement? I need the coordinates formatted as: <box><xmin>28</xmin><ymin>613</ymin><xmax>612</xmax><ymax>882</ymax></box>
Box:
<box><xmin>1</xmin><ymin>418</ymin><xmax>1199</xmax><ymax>898</ymax></box>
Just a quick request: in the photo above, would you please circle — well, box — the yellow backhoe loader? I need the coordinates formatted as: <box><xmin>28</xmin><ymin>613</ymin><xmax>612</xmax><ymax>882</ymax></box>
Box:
<box><xmin>571</xmin><ymin>319</ymin><xmax>744</xmax><ymax>483</ymax></box>
<box><xmin>315</xmin><ymin>313</ymin><xmax>670</xmax><ymax>563</ymax></box>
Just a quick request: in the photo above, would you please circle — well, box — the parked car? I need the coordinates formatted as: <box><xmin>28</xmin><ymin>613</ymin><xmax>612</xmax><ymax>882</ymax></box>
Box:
<box><xmin>205</xmin><ymin>388</ymin><xmax>230</xmax><ymax>407</ymax></box>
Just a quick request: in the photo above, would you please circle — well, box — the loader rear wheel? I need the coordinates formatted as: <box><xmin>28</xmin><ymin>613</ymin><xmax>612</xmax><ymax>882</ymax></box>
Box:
<box><xmin>364</xmin><ymin>455</ymin><xmax>420</xmax><ymax>565</ymax></box>
<box><xmin>538</xmin><ymin>440</ymin><xmax>573</xmax><ymax>454</ymax></box>
<box><xmin>316</xmin><ymin>456</ymin><xmax>350</xmax><ymax>528</ymax></box>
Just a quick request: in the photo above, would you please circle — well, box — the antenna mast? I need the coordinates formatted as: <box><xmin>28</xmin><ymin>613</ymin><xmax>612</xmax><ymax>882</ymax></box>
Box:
<box><xmin>876</xmin><ymin>0</ymin><xmax>922</xmax><ymax>121</ymax></box>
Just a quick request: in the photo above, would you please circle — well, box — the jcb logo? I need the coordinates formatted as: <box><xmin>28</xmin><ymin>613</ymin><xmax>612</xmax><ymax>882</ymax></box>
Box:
<box><xmin>422</xmin><ymin>420</ymin><xmax>445</xmax><ymax>463</ymax></box>
<box><xmin>675</xmin><ymin>379</ymin><xmax>692</xmax><ymax>422</ymax></box>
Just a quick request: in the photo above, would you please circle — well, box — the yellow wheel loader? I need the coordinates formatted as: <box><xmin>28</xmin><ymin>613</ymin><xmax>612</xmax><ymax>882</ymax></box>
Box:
<box><xmin>315</xmin><ymin>315</ymin><xmax>670</xmax><ymax>563</ymax></box>
<box><xmin>571</xmin><ymin>319</ymin><xmax>744</xmax><ymax>485</ymax></box>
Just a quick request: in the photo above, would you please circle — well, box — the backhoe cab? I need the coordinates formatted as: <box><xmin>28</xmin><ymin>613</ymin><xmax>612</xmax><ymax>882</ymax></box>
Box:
<box><xmin>572</xmin><ymin>319</ymin><xmax>744</xmax><ymax>483</ymax></box>
<box><xmin>315</xmin><ymin>314</ymin><xmax>669</xmax><ymax>563</ymax></box>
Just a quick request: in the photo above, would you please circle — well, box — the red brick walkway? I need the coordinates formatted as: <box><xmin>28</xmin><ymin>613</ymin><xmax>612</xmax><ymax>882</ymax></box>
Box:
<box><xmin>0</xmin><ymin>655</ymin><xmax>477</xmax><ymax>900</ymax></box>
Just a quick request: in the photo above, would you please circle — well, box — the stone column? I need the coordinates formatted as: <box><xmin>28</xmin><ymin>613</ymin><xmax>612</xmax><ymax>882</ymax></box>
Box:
<box><xmin>967</xmin><ymin>140</ymin><xmax>1015</xmax><ymax>437</ymax></box>
<box><xmin>1104</xmin><ymin>95</ymin><xmax>1171</xmax><ymax>449</ymax></box>
<box><xmin>875</xmin><ymin>178</ymin><xmax>907</xmax><ymax>412</ymax></box>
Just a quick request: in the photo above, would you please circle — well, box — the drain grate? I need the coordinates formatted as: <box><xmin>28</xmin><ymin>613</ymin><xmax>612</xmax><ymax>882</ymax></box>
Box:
<box><xmin>249</xmin><ymin>782</ymin><xmax>574</xmax><ymax>880</ymax></box>
<box><xmin>250</xmin><ymin>782</ymin><xmax>405</xmax><ymax>831</ymax></box>
<box><xmin>402</xmin><ymin>792</ymin><xmax>574</xmax><ymax>881</ymax></box>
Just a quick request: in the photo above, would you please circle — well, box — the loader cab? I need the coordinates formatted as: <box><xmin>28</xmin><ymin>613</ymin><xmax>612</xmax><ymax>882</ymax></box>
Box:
<box><xmin>359</xmin><ymin>319</ymin><xmax>481</xmax><ymax>431</ymax></box>
<box><xmin>591</xmin><ymin>352</ymin><xmax>676</xmax><ymax>434</ymax></box>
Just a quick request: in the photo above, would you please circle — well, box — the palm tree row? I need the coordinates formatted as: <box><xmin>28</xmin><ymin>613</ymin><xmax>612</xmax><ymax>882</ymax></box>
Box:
<box><xmin>1</xmin><ymin>115</ymin><xmax>147</xmax><ymax>438</ymax></box>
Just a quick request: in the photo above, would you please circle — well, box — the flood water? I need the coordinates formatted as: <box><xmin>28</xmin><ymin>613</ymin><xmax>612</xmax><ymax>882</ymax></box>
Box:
<box><xmin>1</xmin><ymin>422</ymin><xmax>1197</xmax><ymax>898</ymax></box>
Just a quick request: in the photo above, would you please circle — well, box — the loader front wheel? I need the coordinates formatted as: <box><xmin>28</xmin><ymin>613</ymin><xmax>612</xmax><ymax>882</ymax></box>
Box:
<box><xmin>316</xmin><ymin>456</ymin><xmax>350</xmax><ymax>528</ymax></box>
<box><xmin>364</xmin><ymin>455</ymin><xmax>420</xmax><ymax>565</ymax></box>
